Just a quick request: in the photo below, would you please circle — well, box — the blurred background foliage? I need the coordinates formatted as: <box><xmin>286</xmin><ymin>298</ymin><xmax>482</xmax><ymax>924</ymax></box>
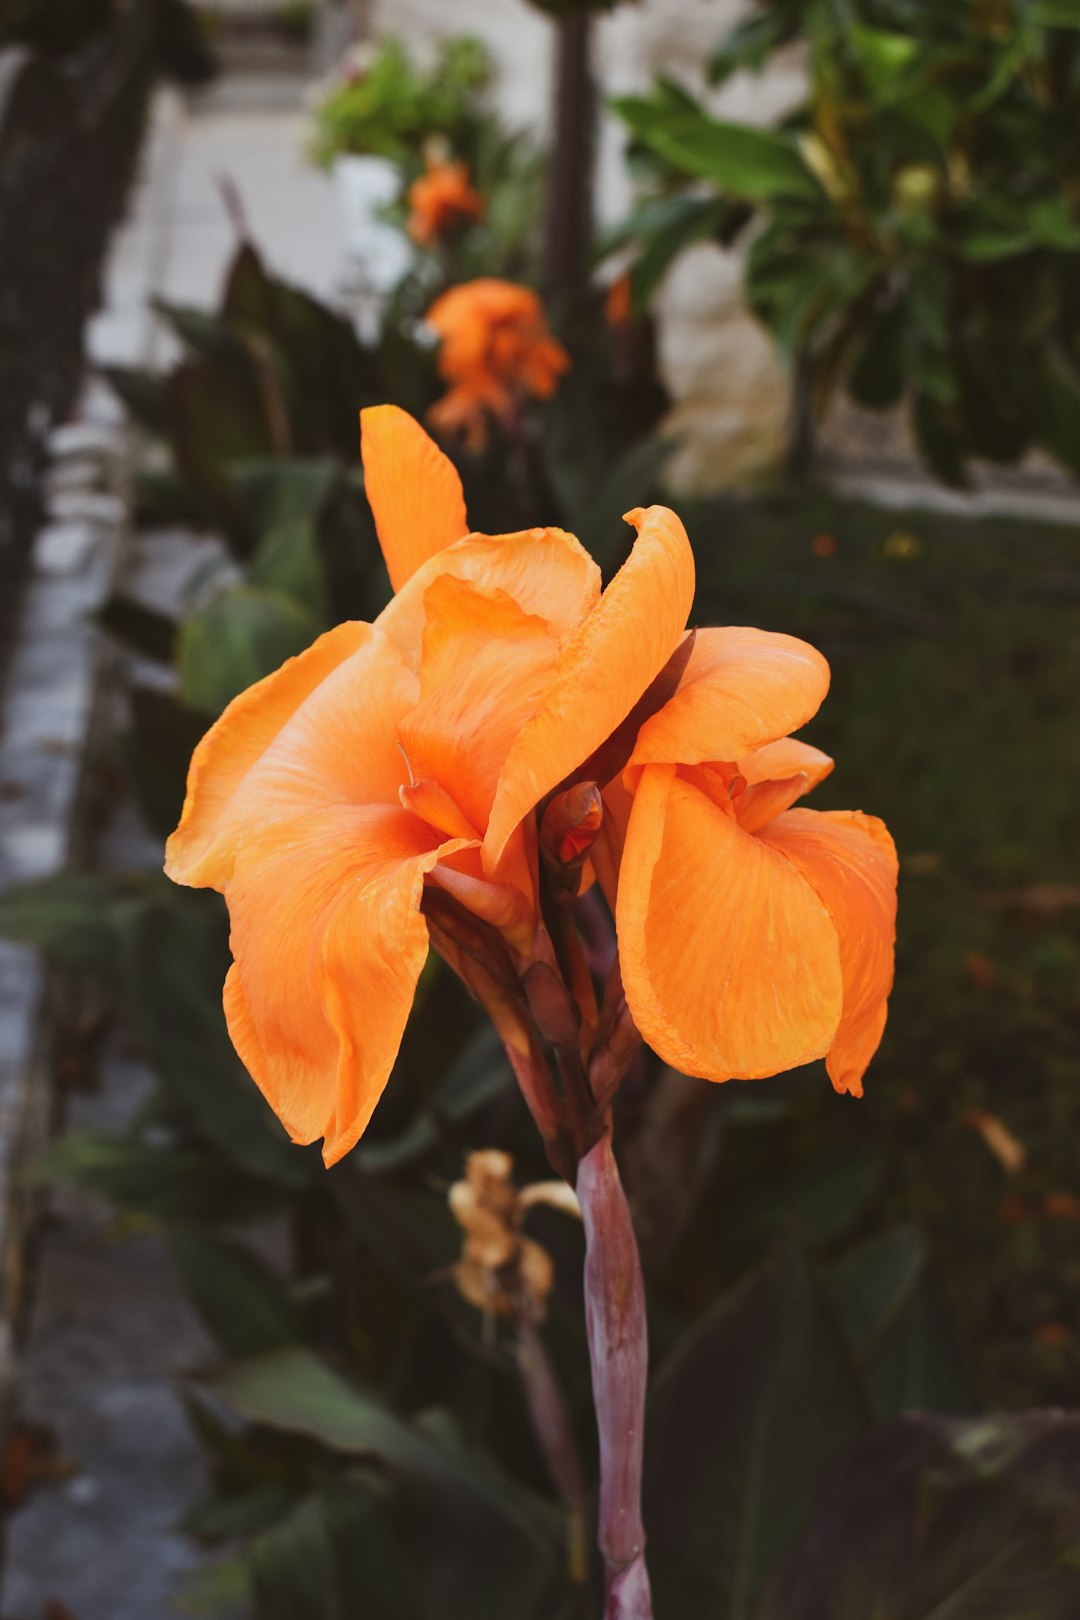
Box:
<box><xmin>1</xmin><ymin>8</ymin><xmax>1080</xmax><ymax>1619</ymax></box>
<box><xmin>612</xmin><ymin>0</ymin><xmax>1080</xmax><ymax>482</ymax></box>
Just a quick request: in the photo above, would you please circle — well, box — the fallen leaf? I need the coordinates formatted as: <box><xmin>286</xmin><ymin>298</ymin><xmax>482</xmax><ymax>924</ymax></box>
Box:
<box><xmin>965</xmin><ymin>1110</ymin><xmax>1026</xmax><ymax>1175</ymax></box>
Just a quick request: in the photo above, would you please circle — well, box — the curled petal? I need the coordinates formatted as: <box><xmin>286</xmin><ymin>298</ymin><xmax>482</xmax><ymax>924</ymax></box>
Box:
<box><xmin>630</xmin><ymin>626</ymin><xmax>830</xmax><ymax>770</ymax></box>
<box><xmin>360</xmin><ymin>405</ymin><xmax>469</xmax><ymax>592</ymax></box>
<box><xmin>165</xmin><ymin>621</ymin><xmax>371</xmax><ymax>889</ymax></box>
<box><xmin>758</xmin><ymin>808</ymin><xmax>898</xmax><ymax>1096</ymax></box>
<box><xmin>484</xmin><ymin>505</ymin><xmax>695</xmax><ymax>871</ymax></box>
<box><xmin>223</xmin><ymin>804</ymin><xmax>466</xmax><ymax>1166</ymax></box>
<box><xmin>616</xmin><ymin>765</ymin><xmax>844</xmax><ymax>1080</ymax></box>
<box><xmin>378</xmin><ymin>526</ymin><xmax>599</xmax><ymax>671</ymax></box>
<box><xmin>738</xmin><ymin>736</ymin><xmax>834</xmax><ymax>790</ymax></box>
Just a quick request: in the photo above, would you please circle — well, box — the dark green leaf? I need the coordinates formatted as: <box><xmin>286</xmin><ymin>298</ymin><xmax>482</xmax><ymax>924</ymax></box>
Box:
<box><xmin>246</xmin><ymin>1481</ymin><xmax>422</xmax><ymax>1620</ymax></box>
<box><xmin>912</xmin><ymin>391</ymin><xmax>969</xmax><ymax>486</ymax></box>
<box><xmin>827</xmin><ymin>1226</ymin><xmax>977</xmax><ymax>1419</ymax></box>
<box><xmin>96</xmin><ymin>594</ymin><xmax>178</xmax><ymax>663</ymax></box>
<box><xmin>102</xmin><ymin>365</ymin><xmax>171</xmax><ymax>437</ymax></box>
<box><xmin>645</xmin><ymin>1249</ymin><xmax>869</xmax><ymax>1620</ymax></box>
<box><xmin>34</xmin><ymin>1131</ymin><xmax>285</xmax><ymax>1225</ymax></box>
<box><xmin>167</xmin><ymin>1226</ymin><xmax>303</xmax><ymax>1357</ymax></box>
<box><xmin>208</xmin><ymin>1349</ymin><xmax>569</xmax><ymax>1619</ymax></box>
<box><xmin>612</xmin><ymin>96</ymin><xmax>822</xmax><ymax>202</ymax></box>
<box><xmin>758</xmin><ymin>1411</ymin><xmax>1080</xmax><ymax>1619</ymax></box>
<box><xmin>708</xmin><ymin>11</ymin><xmax>797</xmax><ymax>86</ymax></box>
<box><xmin>0</xmin><ymin>870</ymin><xmax>163</xmax><ymax>982</ymax></box>
<box><xmin>177</xmin><ymin>585</ymin><xmax>320</xmax><ymax>714</ymax></box>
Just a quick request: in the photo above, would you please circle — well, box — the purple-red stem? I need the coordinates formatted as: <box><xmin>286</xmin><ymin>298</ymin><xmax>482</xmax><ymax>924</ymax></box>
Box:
<box><xmin>576</xmin><ymin>1132</ymin><xmax>653</xmax><ymax>1620</ymax></box>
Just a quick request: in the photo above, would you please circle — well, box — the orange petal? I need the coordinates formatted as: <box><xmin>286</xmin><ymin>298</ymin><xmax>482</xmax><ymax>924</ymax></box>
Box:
<box><xmin>167</xmin><ymin>625</ymin><xmax>418</xmax><ymax>891</ymax></box>
<box><xmin>616</xmin><ymin>765</ymin><xmax>843</xmax><ymax>1080</ymax></box>
<box><xmin>758</xmin><ymin>808</ymin><xmax>897</xmax><ymax>1096</ymax></box>
<box><xmin>165</xmin><ymin>621</ymin><xmax>371</xmax><ymax>889</ymax></box>
<box><xmin>360</xmin><ymin>405</ymin><xmax>469</xmax><ymax>593</ymax></box>
<box><xmin>484</xmin><ymin>505</ymin><xmax>695</xmax><ymax>871</ymax></box>
<box><xmin>399</xmin><ymin>574</ymin><xmax>561</xmax><ymax>833</ymax></box>
<box><xmin>377</xmin><ymin>526</ymin><xmax>599</xmax><ymax>671</ymax></box>
<box><xmin>630</xmin><ymin>626</ymin><xmax>830</xmax><ymax>769</ymax></box>
<box><xmin>738</xmin><ymin>736</ymin><xmax>834</xmax><ymax>789</ymax></box>
<box><xmin>223</xmin><ymin>804</ymin><xmax>467</xmax><ymax>1166</ymax></box>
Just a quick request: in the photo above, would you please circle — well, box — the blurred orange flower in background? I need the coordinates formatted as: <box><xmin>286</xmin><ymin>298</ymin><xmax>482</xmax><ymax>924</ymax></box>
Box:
<box><xmin>605</xmin><ymin>272</ymin><xmax>633</xmax><ymax>330</ymax></box>
<box><xmin>407</xmin><ymin>154</ymin><xmax>484</xmax><ymax>246</ymax></box>
<box><xmin>426</xmin><ymin>278</ymin><xmax>569</xmax><ymax>449</ymax></box>
<box><xmin>165</xmin><ymin>406</ymin><xmax>896</xmax><ymax>1166</ymax></box>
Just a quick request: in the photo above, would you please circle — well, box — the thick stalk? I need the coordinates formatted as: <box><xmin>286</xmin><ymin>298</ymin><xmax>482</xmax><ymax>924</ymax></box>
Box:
<box><xmin>544</xmin><ymin>7</ymin><xmax>595</xmax><ymax>309</ymax></box>
<box><xmin>576</xmin><ymin>1132</ymin><xmax>653</xmax><ymax>1620</ymax></box>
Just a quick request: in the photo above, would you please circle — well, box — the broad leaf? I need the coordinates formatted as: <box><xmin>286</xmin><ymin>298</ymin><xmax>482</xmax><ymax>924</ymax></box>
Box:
<box><xmin>758</xmin><ymin>1411</ymin><xmax>1080</xmax><ymax>1619</ymax></box>
<box><xmin>177</xmin><ymin>585</ymin><xmax>320</xmax><ymax>714</ymax></box>
<box><xmin>208</xmin><ymin>1348</ymin><xmax>570</xmax><ymax>1620</ymax></box>
<box><xmin>827</xmin><ymin>1226</ymin><xmax>977</xmax><ymax>1419</ymax></box>
<box><xmin>612</xmin><ymin>96</ymin><xmax>823</xmax><ymax>202</ymax></box>
<box><xmin>645</xmin><ymin>1248</ymin><xmax>869</xmax><ymax>1620</ymax></box>
<box><xmin>167</xmin><ymin>1226</ymin><xmax>304</xmax><ymax>1357</ymax></box>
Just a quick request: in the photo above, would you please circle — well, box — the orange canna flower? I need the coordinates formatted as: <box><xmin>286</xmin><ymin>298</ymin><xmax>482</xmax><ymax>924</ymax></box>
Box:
<box><xmin>165</xmin><ymin>407</ymin><xmax>896</xmax><ymax>1165</ymax></box>
<box><xmin>425</xmin><ymin>278</ymin><xmax>569</xmax><ymax>450</ymax></box>
<box><xmin>406</xmin><ymin>155</ymin><xmax>485</xmax><ymax>247</ymax></box>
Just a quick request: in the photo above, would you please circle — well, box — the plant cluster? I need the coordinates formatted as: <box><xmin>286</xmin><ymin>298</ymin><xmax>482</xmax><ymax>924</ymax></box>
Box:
<box><xmin>309</xmin><ymin>35</ymin><xmax>495</xmax><ymax>171</ymax></box>
<box><xmin>613</xmin><ymin>0</ymin><xmax>1080</xmax><ymax>482</ymax></box>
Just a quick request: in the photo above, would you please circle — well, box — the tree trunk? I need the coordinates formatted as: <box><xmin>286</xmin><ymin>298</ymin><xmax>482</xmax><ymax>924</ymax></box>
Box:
<box><xmin>544</xmin><ymin>8</ymin><xmax>595</xmax><ymax>311</ymax></box>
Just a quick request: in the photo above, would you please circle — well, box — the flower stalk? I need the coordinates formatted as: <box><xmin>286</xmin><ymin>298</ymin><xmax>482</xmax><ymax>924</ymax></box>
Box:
<box><xmin>577</xmin><ymin>1131</ymin><xmax>653</xmax><ymax>1620</ymax></box>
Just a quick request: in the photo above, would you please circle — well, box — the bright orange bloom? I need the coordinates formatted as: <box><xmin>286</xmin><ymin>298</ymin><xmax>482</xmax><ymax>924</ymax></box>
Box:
<box><xmin>426</xmin><ymin>279</ymin><xmax>569</xmax><ymax>450</ymax></box>
<box><xmin>165</xmin><ymin>407</ymin><xmax>896</xmax><ymax>1165</ymax></box>
<box><xmin>406</xmin><ymin>155</ymin><xmax>484</xmax><ymax>247</ymax></box>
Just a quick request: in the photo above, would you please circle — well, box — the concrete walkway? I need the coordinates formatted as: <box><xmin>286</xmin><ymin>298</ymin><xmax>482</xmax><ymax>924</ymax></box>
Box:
<box><xmin>1</xmin><ymin>73</ymin><xmax>344</xmax><ymax>1620</ymax></box>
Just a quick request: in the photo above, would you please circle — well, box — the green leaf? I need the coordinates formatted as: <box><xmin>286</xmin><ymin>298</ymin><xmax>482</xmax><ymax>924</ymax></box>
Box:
<box><xmin>102</xmin><ymin>365</ymin><xmax>171</xmax><ymax>437</ymax></box>
<box><xmin>0</xmin><ymin>870</ymin><xmax>163</xmax><ymax>982</ymax></box>
<box><xmin>708</xmin><ymin>10</ymin><xmax>797</xmax><ymax>86</ymax></box>
<box><xmin>612</xmin><ymin>95</ymin><xmax>823</xmax><ymax>202</ymax></box>
<box><xmin>720</xmin><ymin>1144</ymin><xmax>882</xmax><ymax>1261</ymax></box>
<box><xmin>167</xmin><ymin>1226</ymin><xmax>304</xmax><ymax>1357</ymax></box>
<box><xmin>758</xmin><ymin>1411</ymin><xmax>1080</xmax><ymax>1618</ymax></box>
<box><xmin>177</xmin><ymin>585</ymin><xmax>320</xmax><ymax>714</ymax></box>
<box><xmin>34</xmin><ymin>1131</ymin><xmax>285</xmax><ymax>1225</ymax></box>
<box><xmin>176</xmin><ymin>1552</ymin><xmax>252</xmax><ymax>1615</ymax></box>
<box><xmin>121</xmin><ymin>894</ymin><xmax>313</xmax><ymax>1189</ymax></box>
<box><xmin>849</xmin><ymin>27</ymin><xmax>920</xmax><ymax>95</ymax></box>
<box><xmin>848</xmin><ymin>300</ymin><xmax>907</xmax><ymax>409</ymax></box>
<box><xmin>118</xmin><ymin>685</ymin><xmax>208</xmax><ymax>839</ymax></box>
<box><xmin>208</xmin><ymin>1349</ymin><xmax>569</xmax><ymax>1620</ymax></box>
<box><xmin>96</xmin><ymin>593</ymin><xmax>179</xmax><ymax>663</ymax></box>
<box><xmin>644</xmin><ymin>1249</ymin><xmax>869</xmax><ymax>1620</ymax></box>
<box><xmin>912</xmin><ymin>391</ymin><xmax>969</xmax><ymax>486</ymax></box>
<box><xmin>827</xmin><ymin>1226</ymin><xmax>977</xmax><ymax>1419</ymax></box>
<box><xmin>246</xmin><ymin>1480</ymin><xmax>422</xmax><ymax>1620</ymax></box>
<box><xmin>233</xmin><ymin>458</ymin><xmax>340</xmax><ymax>616</ymax></box>
<box><xmin>169</xmin><ymin>358</ymin><xmax>277</xmax><ymax>551</ymax></box>
<box><xmin>154</xmin><ymin>299</ymin><xmax>251</xmax><ymax>366</ymax></box>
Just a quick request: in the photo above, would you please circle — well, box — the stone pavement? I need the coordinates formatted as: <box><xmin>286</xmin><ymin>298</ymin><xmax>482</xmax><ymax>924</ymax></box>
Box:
<box><xmin>0</xmin><ymin>71</ymin><xmax>345</xmax><ymax>1620</ymax></box>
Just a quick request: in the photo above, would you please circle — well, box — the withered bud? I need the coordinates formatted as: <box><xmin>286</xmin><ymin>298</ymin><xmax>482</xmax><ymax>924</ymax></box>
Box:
<box><xmin>448</xmin><ymin>1149</ymin><xmax>579</xmax><ymax>1324</ymax></box>
<box><xmin>540</xmin><ymin>782</ymin><xmax>603</xmax><ymax>872</ymax></box>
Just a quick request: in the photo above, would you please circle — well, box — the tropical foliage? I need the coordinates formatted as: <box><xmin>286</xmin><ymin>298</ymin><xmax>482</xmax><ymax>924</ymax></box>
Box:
<box><xmin>612</xmin><ymin>0</ymin><xmax>1080</xmax><ymax>481</ymax></box>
